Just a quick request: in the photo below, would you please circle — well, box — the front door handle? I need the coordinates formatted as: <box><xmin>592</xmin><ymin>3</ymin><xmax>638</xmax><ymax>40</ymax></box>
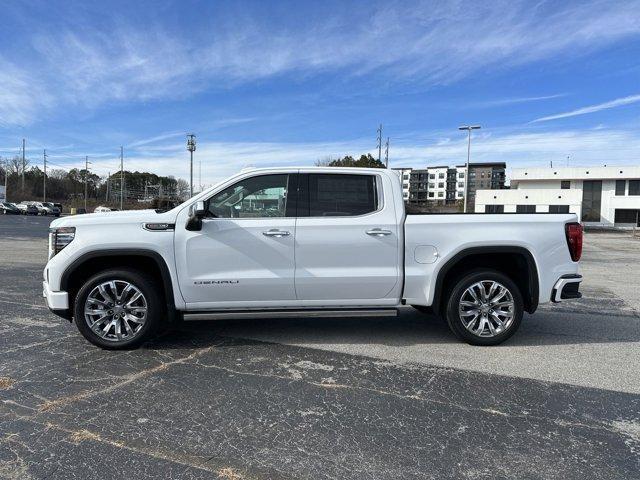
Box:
<box><xmin>263</xmin><ymin>229</ymin><xmax>290</xmax><ymax>237</ymax></box>
<box><xmin>366</xmin><ymin>228</ymin><xmax>392</xmax><ymax>236</ymax></box>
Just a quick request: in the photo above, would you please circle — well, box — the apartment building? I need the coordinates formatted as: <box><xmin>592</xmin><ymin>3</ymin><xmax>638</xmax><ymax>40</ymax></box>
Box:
<box><xmin>391</xmin><ymin>168</ymin><xmax>412</xmax><ymax>201</ymax></box>
<box><xmin>475</xmin><ymin>165</ymin><xmax>640</xmax><ymax>227</ymax></box>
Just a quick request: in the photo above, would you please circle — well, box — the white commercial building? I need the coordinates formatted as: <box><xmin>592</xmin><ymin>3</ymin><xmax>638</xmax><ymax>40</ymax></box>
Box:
<box><xmin>475</xmin><ymin>166</ymin><xmax>640</xmax><ymax>226</ymax></box>
<box><xmin>391</xmin><ymin>168</ymin><xmax>412</xmax><ymax>200</ymax></box>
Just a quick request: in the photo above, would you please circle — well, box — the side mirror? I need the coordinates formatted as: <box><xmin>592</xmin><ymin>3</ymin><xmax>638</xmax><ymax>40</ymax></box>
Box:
<box><xmin>186</xmin><ymin>200</ymin><xmax>206</xmax><ymax>231</ymax></box>
<box><xmin>194</xmin><ymin>200</ymin><xmax>206</xmax><ymax>218</ymax></box>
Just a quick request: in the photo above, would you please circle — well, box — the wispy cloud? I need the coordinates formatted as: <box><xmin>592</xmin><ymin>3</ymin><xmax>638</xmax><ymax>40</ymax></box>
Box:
<box><xmin>1</xmin><ymin>0</ymin><xmax>639</xmax><ymax>125</ymax></box>
<box><xmin>58</xmin><ymin>127</ymin><xmax>639</xmax><ymax>185</ymax></box>
<box><xmin>477</xmin><ymin>94</ymin><xmax>565</xmax><ymax>108</ymax></box>
<box><xmin>532</xmin><ymin>94</ymin><xmax>640</xmax><ymax>122</ymax></box>
<box><xmin>128</xmin><ymin>132</ymin><xmax>185</xmax><ymax>149</ymax></box>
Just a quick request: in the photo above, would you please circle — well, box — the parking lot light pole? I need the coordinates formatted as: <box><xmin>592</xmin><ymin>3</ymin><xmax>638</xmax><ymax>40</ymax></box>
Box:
<box><xmin>458</xmin><ymin>125</ymin><xmax>481</xmax><ymax>213</ymax></box>
<box><xmin>43</xmin><ymin>149</ymin><xmax>47</xmax><ymax>203</ymax></box>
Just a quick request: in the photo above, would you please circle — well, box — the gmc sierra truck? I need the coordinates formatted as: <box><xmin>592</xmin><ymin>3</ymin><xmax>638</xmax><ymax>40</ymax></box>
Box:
<box><xmin>43</xmin><ymin>167</ymin><xmax>583</xmax><ymax>349</ymax></box>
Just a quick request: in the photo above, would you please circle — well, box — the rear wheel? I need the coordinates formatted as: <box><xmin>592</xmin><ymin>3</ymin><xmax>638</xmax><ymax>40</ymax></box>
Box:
<box><xmin>73</xmin><ymin>268</ymin><xmax>162</xmax><ymax>349</ymax></box>
<box><xmin>445</xmin><ymin>270</ymin><xmax>523</xmax><ymax>346</ymax></box>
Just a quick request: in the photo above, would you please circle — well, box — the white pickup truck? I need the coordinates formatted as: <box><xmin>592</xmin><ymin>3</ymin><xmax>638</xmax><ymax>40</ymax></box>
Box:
<box><xmin>43</xmin><ymin>167</ymin><xmax>583</xmax><ymax>349</ymax></box>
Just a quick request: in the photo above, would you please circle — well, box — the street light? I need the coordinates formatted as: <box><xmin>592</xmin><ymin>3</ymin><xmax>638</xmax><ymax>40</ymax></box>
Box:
<box><xmin>186</xmin><ymin>134</ymin><xmax>196</xmax><ymax>198</ymax></box>
<box><xmin>458</xmin><ymin>125</ymin><xmax>481</xmax><ymax>213</ymax></box>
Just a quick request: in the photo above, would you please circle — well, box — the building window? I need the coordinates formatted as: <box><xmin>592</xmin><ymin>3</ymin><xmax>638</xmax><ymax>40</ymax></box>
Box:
<box><xmin>516</xmin><ymin>205</ymin><xmax>536</xmax><ymax>213</ymax></box>
<box><xmin>429</xmin><ymin>183</ymin><xmax>435</xmax><ymax>189</ymax></box>
<box><xmin>428</xmin><ymin>192</ymin><xmax>434</xmax><ymax>198</ymax></box>
<box><xmin>438</xmin><ymin>192</ymin><xmax>443</xmax><ymax>198</ymax></box>
<box><xmin>614</xmin><ymin>209</ymin><xmax>640</xmax><ymax>225</ymax></box>
<box><xmin>615</xmin><ymin>180</ymin><xmax>626</xmax><ymax>196</ymax></box>
<box><xmin>429</xmin><ymin>174</ymin><xmax>435</xmax><ymax>179</ymax></box>
<box><xmin>629</xmin><ymin>180</ymin><xmax>640</xmax><ymax>196</ymax></box>
<box><xmin>581</xmin><ymin>180</ymin><xmax>602</xmax><ymax>222</ymax></box>
<box><xmin>549</xmin><ymin>205</ymin><xmax>570</xmax><ymax>213</ymax></box>
<box><xmin>485</xmin><ymin>205</ymin><xmax>504</xmax><ymax>213</ymax></box>
<box><xmin>561</xmin><ymin>180</ymin><xmax>570</xmax><ymax>189</ymax></box>
<box><xmin>437</xmin><ymin>182</ymin><xmax>443</xmax><ymax>188</ymax></box>
<box><xmin>458</xmin><ymin>182</ymin><xmax>464</xmax><ymax>188</ymax></box>
<box><xmin>403</xmin><ymin>174</ymin><xmax>409</xmax><ymax>180</ymax></box>
<box><xmin>458</xmin><ymin>172</ymin><xmax>464</xmax><ymax>178</ymax></box>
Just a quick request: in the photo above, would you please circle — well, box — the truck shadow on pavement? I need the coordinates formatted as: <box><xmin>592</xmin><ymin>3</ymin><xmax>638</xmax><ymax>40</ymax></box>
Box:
<box><xmin>150</xmin><ymin>296</ymin><xmax>640</xmax><ymax>350</ymax></box>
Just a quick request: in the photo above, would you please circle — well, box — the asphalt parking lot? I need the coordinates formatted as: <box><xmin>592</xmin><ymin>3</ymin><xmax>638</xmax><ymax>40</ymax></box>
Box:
<box><xmin>1</xmin><ymin>215</ymin><xmax>639</xmax><ymax>479</ymax></box>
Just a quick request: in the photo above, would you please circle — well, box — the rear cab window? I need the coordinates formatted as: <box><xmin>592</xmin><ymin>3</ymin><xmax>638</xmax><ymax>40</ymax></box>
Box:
<box><xmin>297</xmin><ymin>173</ymin><xmax>379</xmax><ymax>217</ymax></box>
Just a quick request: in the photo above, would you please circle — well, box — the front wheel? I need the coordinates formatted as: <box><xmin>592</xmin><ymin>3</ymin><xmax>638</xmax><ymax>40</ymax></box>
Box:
<box><xmin>73</xmin><ymin>268</ymin><xmax>163</xmax><ymax>349</ymax></box>
<box><xmin>445</xmin><ymin>270</ymin><xmax>523</xmax><ymax>346</ymax></box>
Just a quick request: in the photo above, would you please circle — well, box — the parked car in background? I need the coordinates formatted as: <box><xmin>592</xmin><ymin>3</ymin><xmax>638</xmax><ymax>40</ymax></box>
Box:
<box><xmin>53</xmin><ymin>203</ymin><xmax>63</xmax><ymax>213</ymax></box>
<box><xmin>94</xmin><ymin>206</ymin><xmax>112</xmax><ymax>213</ymax></box>
<box><xmin>0</xmin><ymin>202</ymin><xmax>21</xmax><ymax>214</ymax></box>
<box><xmin>16</xmin><ymin>203</ymin><xmax>39</xmax><ymax>215</ymax></box>
<box><xmin>43</xmin><ymin>202</ymin><xmax>61</xmax><ymax>217</ymax></box>
<box><xmin>21</xmin><ymin>201</ymin><xmax>46</xmax><ymax>215</ymax></box>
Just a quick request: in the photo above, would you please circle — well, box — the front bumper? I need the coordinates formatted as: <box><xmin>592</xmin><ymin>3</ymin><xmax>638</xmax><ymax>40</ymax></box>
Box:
<box><xmin>43</xmin><ymin>280</ymin><xmax>69</xmax><ymax>310</ymax></box>
<box><xmin>551</xmin><ymin>274</ymin><xmax>582</xmax><ymax>303</ymax></box>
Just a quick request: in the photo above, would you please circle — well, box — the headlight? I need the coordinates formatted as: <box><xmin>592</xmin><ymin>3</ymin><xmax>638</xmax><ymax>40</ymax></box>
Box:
<box><xmin>49</xmin><ymin>227</ymin><xmax>75</xmax><ymax>259</ymax></box>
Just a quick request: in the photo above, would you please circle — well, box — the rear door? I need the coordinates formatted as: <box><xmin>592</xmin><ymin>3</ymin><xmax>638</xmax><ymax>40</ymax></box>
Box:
<box><xmin>294</xmin><ymin>172</ymin><xmax>400</xmax><ymax>303</ymax></box>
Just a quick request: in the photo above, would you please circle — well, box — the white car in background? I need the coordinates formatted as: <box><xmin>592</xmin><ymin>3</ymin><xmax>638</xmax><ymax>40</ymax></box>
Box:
<box><xmin>94</xmin><ymin>206</ymin><xmax>112</xmax><ymax>213</ymax></box>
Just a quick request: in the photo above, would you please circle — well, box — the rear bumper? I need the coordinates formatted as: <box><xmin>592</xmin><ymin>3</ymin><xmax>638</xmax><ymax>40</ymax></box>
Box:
<box><xmin>551</xmin><ymin>274</ymin><xmax>582</xmax><ymax>303</ymax></box>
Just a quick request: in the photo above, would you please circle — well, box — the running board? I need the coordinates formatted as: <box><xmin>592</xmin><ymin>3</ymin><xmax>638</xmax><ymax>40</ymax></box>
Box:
<box><xmin>182</xmin><ymin>308</ymin><xmax>398</xmax><ymax>321</ymax></box>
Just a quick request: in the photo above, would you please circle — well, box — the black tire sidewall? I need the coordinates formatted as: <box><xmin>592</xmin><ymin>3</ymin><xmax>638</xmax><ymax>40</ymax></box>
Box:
<box><xmin>446</xmin><ymin>269</ymin><xmax>523</xmax><ymax>346</ymax></box>
<box><xmin>73</xmin><ymin>268</ymin><xmax>162</xmax><ymax>349</ymax></box>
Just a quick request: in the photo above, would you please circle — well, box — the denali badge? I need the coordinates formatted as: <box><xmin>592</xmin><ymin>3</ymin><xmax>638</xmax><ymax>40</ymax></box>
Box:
<box><xmin>194</xmin><ymin>280</ymin><xmax>240</xmax><ymax>285</ymax></box>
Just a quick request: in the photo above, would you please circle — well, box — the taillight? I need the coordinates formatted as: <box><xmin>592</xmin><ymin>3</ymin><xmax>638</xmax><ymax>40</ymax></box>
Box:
<box><xmin>565</xmin><ymin>222</ymin><xmax>583</xmax><ymax>262</ymax></box>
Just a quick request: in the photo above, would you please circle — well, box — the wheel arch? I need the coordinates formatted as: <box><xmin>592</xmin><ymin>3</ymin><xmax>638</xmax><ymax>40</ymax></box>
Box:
<box><xmin>432</xmin><ymin>246</ymin><xmax>539</xmax><ymax>315</ymax></box>
<box><xmin>60</xmin><ymin>249</ymin><xmax>178</xmax><ymax>322</ymax></box>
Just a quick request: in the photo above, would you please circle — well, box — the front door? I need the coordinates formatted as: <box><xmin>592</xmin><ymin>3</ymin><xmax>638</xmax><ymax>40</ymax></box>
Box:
<box><xmin>175</xmin><ymin>173</ymin><xmax>296</xmax><ymax>308</ymax></box>
<box><xmin>294</xmin><ymin>172</ymin><xmax>401</xmax><ymax>303</ymax></box>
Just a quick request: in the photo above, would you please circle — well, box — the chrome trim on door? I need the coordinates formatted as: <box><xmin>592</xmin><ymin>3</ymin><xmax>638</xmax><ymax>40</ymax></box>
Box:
<box><xmin>366</xmin><ymin>228</ymin><xmax>392</xmax><ymax>236</ymax></box>
<box><xmin>262</xmin><ymin>229</ymin><xmax>290</xmax><ymax>237</ymax></box>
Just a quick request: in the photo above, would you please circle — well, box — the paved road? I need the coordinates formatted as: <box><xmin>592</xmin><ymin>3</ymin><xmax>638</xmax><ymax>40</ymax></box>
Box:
<box><xmin>1</xmin><ymin>215</ymin><xmax>639</xmax><ymax>479</ymax></box>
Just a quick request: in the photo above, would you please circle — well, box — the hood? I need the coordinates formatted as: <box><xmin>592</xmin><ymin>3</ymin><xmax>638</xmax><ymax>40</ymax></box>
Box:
<box><xmin>50</xmin><ymin>209</ymin><xmax>179</xmax><ymax>229</ymax></box>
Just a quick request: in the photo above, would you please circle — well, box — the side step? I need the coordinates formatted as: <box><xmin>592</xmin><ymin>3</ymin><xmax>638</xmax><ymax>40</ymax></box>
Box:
<box><xmin>182</xmin><ymin>308</ymin><xmax>398</xmax><ymax>321</ymax></box>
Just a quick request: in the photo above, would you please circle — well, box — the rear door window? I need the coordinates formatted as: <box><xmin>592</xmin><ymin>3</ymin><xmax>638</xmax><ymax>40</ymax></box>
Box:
<box><xmin>299</xmin><ymin>174</ymin><xmax>378</xmax><ymax>217</ymax></box>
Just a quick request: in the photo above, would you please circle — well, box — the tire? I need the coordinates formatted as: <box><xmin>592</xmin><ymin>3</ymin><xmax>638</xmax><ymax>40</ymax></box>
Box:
<box><xmin>73</xmin><ymin>268</ymin><xmax>163</xmax><ymax>349</ymax></box>
<box><xmin>445</xmin><ymin>269</ymin><xmax>523</xmax><ymax>346</ymax></box>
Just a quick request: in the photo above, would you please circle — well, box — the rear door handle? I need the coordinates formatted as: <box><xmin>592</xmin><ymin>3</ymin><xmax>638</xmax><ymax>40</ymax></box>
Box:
<box><xmin>263</xmin><ymin>229</ymin><xmax>290</xmax><ymax>237</ymax></box>
<box><xmin>366</xmin><ymin>228</ymin><xmax>392</xmax><ymax>236</ymax></box>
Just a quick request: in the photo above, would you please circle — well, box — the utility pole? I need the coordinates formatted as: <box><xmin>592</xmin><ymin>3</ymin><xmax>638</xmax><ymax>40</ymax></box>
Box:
<box><xmin>21</xmin><ymin>138</ymin><xmax>25</xmax><ymax>192</ymax></box>
<box><xmin>376</xmin><ymin>125</ymin><xmax>383</xmax><ymax>164</ymax></box>
<box><xmin>384</xmin><ymin>137</ymin><xmax>390</xmax><ymax>168</ymax></box>
<box><xmin>120</xmin><ymin>146</ymin><xmax>124</xmax><ymax>210</ymax></box>
<box><xmin>43</xmin><ymin>149</ymin><xmax>47</xmax><ymax>202</ymax></box>
<box><xmin>84</xmin><ymin>156</ymin><xmax>91</xmax><ymax>210</ymax></box>
<box><xmin>106</xmin><ymin>172</ymin><xmax>110</xmax><ymax>202</ymax></box>
<box><xmin>458</xmin><ymin>125</ymin><xmax>481</xmax><ymax>214</ymax></box>
<box><xmin>3</xmin><ymin>157</ymin><xmax>7</xmax><ymax>202</ymax></box>
<box><xmin>199</xmin><ymin>159</ymin><xmax>202</xmax><ymax>193</ymax></box>
<box><xmin>187</xmin><ymin>134</ymin><xmax>196</xmax><ymax>197</ymax></box>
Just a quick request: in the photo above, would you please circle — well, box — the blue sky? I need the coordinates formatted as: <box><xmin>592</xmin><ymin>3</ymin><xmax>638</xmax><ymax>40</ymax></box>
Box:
<box><xmin>0</xmin><ymin>0</ymin><xmax>639</xmax><ymax>186</ymax></box>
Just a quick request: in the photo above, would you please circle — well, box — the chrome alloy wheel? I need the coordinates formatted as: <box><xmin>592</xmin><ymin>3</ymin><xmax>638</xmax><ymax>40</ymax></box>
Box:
<box><xmin>84</xmin><ymin>280</ymin><xmax>148</xmax><ymax>342</ymax></box>
<box><xmin>458</xmin><ymin>280</ymin><xmax>515</xmax><ymax>338</ymax></box>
